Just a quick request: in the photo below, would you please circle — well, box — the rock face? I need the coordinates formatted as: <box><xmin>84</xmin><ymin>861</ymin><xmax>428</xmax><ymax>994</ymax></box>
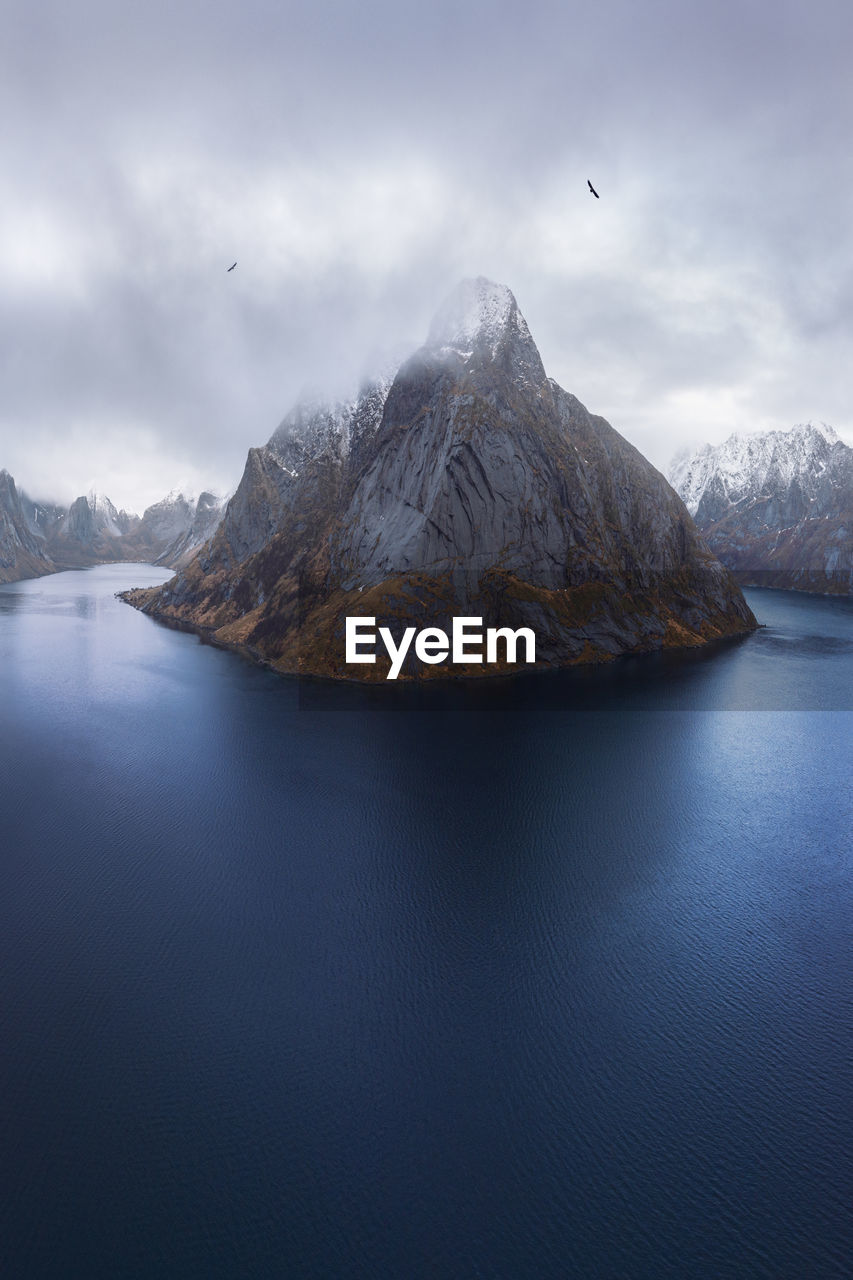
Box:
<box><xmin>154</xmin><ymin>491</ymin><xmax>226</xmax><ymax>569</ymax></box>
<box><xmin>127</xmin><ymin>278</ymin><xmax>756</xmax><ymax>678</ymax></box>
<box><xmin>669</xmin><ymin>423</ymin><xmax>853</xmax><ymax>594</ymax></box>
<box><xmin>0</xmin><ymin>470</ymin><xmax>55</xmax><ymax>582</ymax></box>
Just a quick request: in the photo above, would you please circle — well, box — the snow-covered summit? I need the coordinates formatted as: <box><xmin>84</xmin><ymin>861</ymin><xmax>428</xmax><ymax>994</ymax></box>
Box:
<box><xmin>668</xmin><ymin>422</ymin><xmax>852</xmax><ymax>590</ymax></box>
<box><xmin>420</xmin><ymin>277</ymin><xmax>548</xmax><ymax>394</ymax></box>
<box><xmin>669</xmin><ymin>422</ymin><xmax>849</xmax><ymax>519</ymax></box>
<box><xmin>426</xmin><ymin>277</ymin><xmax>534</xmax><ymax>361</ymax></box>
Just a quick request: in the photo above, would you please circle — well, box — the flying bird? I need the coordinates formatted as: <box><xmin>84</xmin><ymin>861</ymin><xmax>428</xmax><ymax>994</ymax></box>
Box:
<box><xmin>227</xmin><ymin>262</ymin><xmax>237</xmax><ymax>271</ymax></box>
<box><xmin>587</xmin><ymin>180</ymin><xmax>599</xmax><ymax>198</ymax></box>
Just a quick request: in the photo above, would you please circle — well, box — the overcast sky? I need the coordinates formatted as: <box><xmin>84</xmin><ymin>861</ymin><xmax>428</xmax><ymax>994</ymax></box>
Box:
<box><xmin>3</xmin><ymin>0</ymin><xmax>852</xmax><ymax>511</ymax></box>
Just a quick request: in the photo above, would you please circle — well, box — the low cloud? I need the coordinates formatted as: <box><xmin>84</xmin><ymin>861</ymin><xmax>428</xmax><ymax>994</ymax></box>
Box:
<box><xmin>3</xmin><ymin>0</ymin><xmax>853</xmax><ymax>507</ymax></box>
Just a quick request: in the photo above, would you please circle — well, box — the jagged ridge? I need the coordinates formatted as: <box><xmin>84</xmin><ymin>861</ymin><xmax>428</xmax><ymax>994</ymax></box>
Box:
<box><xmin>669</xmin><ymin>423</ymin><xmax>853</xmax><ymax>594</ymax></box>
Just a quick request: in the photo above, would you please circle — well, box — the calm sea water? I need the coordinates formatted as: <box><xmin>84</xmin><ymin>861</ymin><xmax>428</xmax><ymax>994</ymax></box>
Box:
<box><xmin>1</xmin><ymin>564</ymin><xmax>851</xmax><ymax>1278</ymax></box>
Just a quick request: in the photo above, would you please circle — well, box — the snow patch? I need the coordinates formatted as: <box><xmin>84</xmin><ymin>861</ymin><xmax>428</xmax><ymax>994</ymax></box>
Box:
<box><xmin>426</xmin><ymin>277</ymin><xmax>517</xmax><ymax>360</ymax></box>
<box><xmin>268</xmin><ymin>369</ymin><xmax>395</xmax><ymax>469</ymax></box>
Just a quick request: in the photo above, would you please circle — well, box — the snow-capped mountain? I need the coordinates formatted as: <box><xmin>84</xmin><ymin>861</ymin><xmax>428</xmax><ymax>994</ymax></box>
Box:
<box><xmin>125</xmin><ymin>277</ymin><xmax>755</xmax><ymax>678</ymax></box>
<box><xmin>670</xmin><ymin>423</ymin><xmax>846</xmax><ymax>521</ymax></box>
<box><xmin>669</xmin><ymin>423</ymin><xmax>853</xmax><ymax>593</ymax></box>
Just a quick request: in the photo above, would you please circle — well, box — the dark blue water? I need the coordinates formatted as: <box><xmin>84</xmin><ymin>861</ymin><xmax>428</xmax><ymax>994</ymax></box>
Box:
<box><xmin>1</xmin><ymin>565</ymin><xmax>851</xmax><ymax>1278</ymax></box>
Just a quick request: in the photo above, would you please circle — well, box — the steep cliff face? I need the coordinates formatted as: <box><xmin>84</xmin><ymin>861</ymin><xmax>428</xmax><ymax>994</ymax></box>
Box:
<box><xmin>126</xmin><ymin>279</ymin><xmax>756</xmax><ymax>678</ymax></box>
<box><xmin>155</xmin><ymin>492</ymin><xmax>225</xmax><ymax>570</ymax></box>
<box><xmin>0</xmin><ymin>470</ymin><xmax>54</xmax><ymax>582</ymax></box>
<box><xmin>670</xmin><ymin>424</ymin><xmax>853</xmax><ymax>594</ymax></box>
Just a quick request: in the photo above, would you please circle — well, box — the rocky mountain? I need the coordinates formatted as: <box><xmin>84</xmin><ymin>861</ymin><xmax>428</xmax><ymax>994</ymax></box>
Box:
<box><xmin>154</xmin><ymin>491</ymin><xmax>227</xmax><ymax>569</ymax></box>
<box><xmin>136</xmin><ymin>490</ymin><xmax>194</xmax><ymax>549</ymax></box>
<box><xmin>0</xmin><ymin>476</ymin><xmax>225</xmax><ymax>580</ymax></box>
<box><xmin>45</xmin><ymin>490</ymin><xmax>141</xmax><ymax>567</ymax></box>
<box><xmin>0</xmin><ymin>470</ymin><xmax>55</xmax><ymax>582</ymax></box>
<box><xmin>124</xmin><ymin>278</ymin><xmax>755</xmax><ymax>680</ymax></box>
<box><xmin>669</xmin><ymin>423</ymin><xmax>853</xmax><ymax>594</ymax></box>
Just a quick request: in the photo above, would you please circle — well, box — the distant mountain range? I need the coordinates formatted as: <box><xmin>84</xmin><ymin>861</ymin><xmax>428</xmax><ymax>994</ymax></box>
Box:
<box><xmin>0</xmin><ymin>471</ymin><xmax>225</xmax><ymax>583</ymax></box>
<box><xmin>669</xmin><ymin>423</ymin><xmax>853</xmax><ymax>594</ymax></box>
<box><xmin>123</xmin><ymin>278</ymin><xmax>755</xmax><ymax>679</ymax></box>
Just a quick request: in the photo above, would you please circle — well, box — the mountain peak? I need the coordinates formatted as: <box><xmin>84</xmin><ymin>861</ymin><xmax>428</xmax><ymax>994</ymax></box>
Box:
<box><xmin>427</xmin><ymin>277</ymin><xmax>516</xmax><ymax>351</ymax></box>
<box><xmin>423</xmin><ymin>276</ymin><xmax>546</xmax><ymax>387</ymax></box>
<box><xmin>792</xmin><ymin>421</ymin><xmax>838</xmax><ymax>443</ymax></box>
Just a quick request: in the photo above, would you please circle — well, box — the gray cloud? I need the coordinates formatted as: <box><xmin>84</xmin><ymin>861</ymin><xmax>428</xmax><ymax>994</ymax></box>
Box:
<box><xmin>2</xmin><ymin>0</ymin><xmax>852</xmax><ymax>509</ymax></box>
